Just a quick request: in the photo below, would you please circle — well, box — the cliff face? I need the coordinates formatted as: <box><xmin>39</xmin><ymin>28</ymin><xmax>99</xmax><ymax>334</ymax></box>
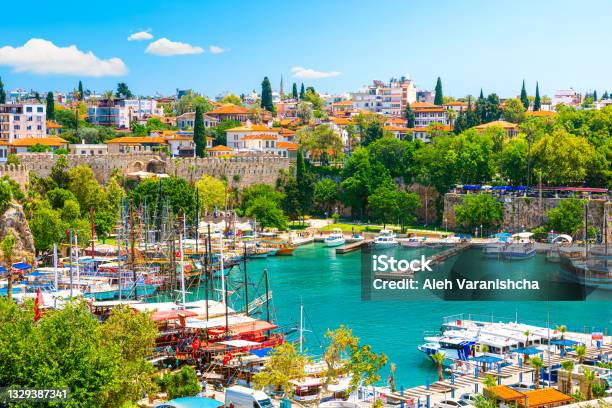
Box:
<box><xmin>0</xmin><ymin>202</ymin><xmax>35</xmax><ymax>260</ymax></box>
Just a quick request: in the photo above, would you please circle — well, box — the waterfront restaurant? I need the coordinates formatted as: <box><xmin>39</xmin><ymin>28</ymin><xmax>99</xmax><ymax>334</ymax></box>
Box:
<box><xmin>485</xmin><ymin>385</ymin><xmax>574</xmax><ymax>408</ymax></box>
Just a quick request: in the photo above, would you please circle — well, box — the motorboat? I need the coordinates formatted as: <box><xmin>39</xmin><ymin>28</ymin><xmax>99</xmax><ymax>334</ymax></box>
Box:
<box><xmin>324</xmin><ymin>229</ymin><xmax>346</xmax><ymax>247</ymax></box>
<box><xmin>401</xmin><ymin>236</ymin><xmax>426</xmax><ymax>248</ymax></box>
<box><xmin>502</xmin><ymin>232</ymin><xmax>536</xmax><ymax>260</ymax></box>
<box><xmin>372</xmin><ymin>230</ymin><xmax>398</xmax><ymax>249</ymax></box>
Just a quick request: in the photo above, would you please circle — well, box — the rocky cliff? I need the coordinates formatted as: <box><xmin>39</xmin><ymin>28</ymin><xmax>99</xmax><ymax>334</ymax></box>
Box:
<box><xmin>0</xmin><ymin>202</ymin><xmax>36</xmax><ymax>261</ymax></box>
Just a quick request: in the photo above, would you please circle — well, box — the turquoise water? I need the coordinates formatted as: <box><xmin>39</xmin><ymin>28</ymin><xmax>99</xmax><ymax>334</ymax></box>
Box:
<box><xmin>239</xmin><ymin>243</ymin><xmax>612</xmax><ymax>388</ymax></box>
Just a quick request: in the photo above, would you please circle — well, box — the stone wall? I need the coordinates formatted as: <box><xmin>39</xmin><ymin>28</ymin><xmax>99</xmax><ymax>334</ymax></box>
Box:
<box><xmin>12</xmin><ymin>153</ymin><xmax>290</xmax><ymax>187</ymax></box>
<box><xmin>166</xmin><ymin>156</ymin><xmax>290</xmax><ymax>187</ymax></box>
<box><xmin>0</xmin><ymin>164</ymin><xmax>30</xmax><ymax>189</ymax></box>
<box><xmin>443</xmin><ymin>192</ymin><xmax>612</xmax><ymax>241</ymax></box>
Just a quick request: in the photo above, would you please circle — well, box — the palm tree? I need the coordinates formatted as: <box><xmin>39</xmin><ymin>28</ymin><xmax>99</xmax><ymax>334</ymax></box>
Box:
<box><xmin>1</xmin><ymin>233</ymin><xmax>16</xmax><ymax>300</ymax></box>
<box><xmin>483</xmin><ymin>374</ymin><xmax>497</xmax><ymax>389</ymax></box>
<box><xmin>575</xmin><ymin>345</ymin><xmax>587</xmax><ymax>364</ymax></box>
<box><xmin>530</xmin><ymin>356</ymin><xmax>544</xmax><ymax>389</ymax></box>
<box><xmin>431</xmin><ymin>352</ymin><xmax>446</xmax><ymax>381</ymax></box>
<box><xmin>523</xmin><ymin>330</ymin><xmax>531</xmax><ymax>362</ymax></box>
<box><xmin>556</xmin><ymin>325</ymin><xmax>568</xmax><ymax>354</ymax></box>
<box><xmin>561</xmin><ymin>360</ymin><xmax>575</xmax><ymax>394</ymax></box>
<box><xmin>446</xmin><ymin>108</ymin><xmax>457</xmax><ymax>130</ymax></box>
<box><xmin>388</xmin><ymin>363</ymin><xmax>397</xmax><ymax>392</ymax></box>
<box><xmin>583</xmin><ymin>368</ymin><xmax>595</xmax><ymax>401</ymax></box>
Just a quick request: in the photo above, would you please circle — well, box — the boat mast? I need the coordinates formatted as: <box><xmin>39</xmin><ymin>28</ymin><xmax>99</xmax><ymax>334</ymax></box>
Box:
<box><xmin>69</xmin><ymin>228</ymin><xmax>73</xmax><ymax>297</ymax></box>
<box><xmin>75</xmin><ymin>232</ymin><xmax>80</xmax><ymax>291</ymax></box>
<box><xmin>53</xmin><ymin>243</ymin><xmax>58</xmax><ymax>292</ymax></box>
<box><xmin>90</xmin><ymin>206</ymin><xmax>95</xmax><ymax>261</ymax></box>
<box><xmin>219</xmin><ymin>230</ymin><xmax>225</xmax><ymax>304</ymax></box>
<box><xmin>195</xmin><ymin>190</ymin><xmax>199</xmax><ymax>254</ymax></box>
<box><xmin>179</xmin><ymin>233</ymin><xmax>186</xmax><ymax>310</ymax></box>
<box><xmin>130</xmin><ymin>202</ymin><xmax>137</xmax><ymax>299</ymax></box>
<box><xmin>243</xmin><ymin>241</ymin><xmax>248</xmax><ymax>316</ymax></box>
<box><xmin>299</xmin><ymin>300</ymin><xmax>304</xmax><ymax>353</ymax></box>
<box><xmin>264</xmin><ymin>268</ymin><xmax>270</xmax><ymax>323</ymax></box>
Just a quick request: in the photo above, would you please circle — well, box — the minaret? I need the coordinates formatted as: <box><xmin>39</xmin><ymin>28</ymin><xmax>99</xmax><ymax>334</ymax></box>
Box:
<box><xmin>280</xmin><ymin>75</ymin><xmax>284</xmax><ymax>99</ymax></box>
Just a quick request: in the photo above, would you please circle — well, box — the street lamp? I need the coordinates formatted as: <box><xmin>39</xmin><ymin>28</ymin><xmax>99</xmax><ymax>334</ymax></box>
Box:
<box><xmin>480</xmin><ymin>224</ymin><xmax>483</xmax><ymax>238</ymax></box>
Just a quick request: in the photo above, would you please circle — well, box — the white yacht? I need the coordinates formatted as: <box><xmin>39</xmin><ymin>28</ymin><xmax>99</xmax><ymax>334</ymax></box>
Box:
<box><xmin>324</xmin><ymin>229</ymin><xmax>346</xmax><ymax>247</ymax></box>
<box><xmin>372</xmin><ymin>229</ymin><xmax>398</xmax><ymax>249</ymax></box>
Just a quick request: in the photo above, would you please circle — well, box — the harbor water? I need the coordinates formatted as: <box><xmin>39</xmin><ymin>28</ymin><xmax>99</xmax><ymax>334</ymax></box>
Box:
<box><xmin>242</xmin><ymin>243</ymin><xmax>612</xmax><ymax>388</ymax></box>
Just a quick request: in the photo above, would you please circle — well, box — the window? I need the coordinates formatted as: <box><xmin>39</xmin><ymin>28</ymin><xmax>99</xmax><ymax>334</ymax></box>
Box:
<box><xmin>26</xmin><ymin>107</ymin><xmax>32</xmax><ymax>112</ymax></box>
<box><xmin>14</xmin><ymin>125</ymin><xmax>20</xmax><ymax>130</ymax></box>
<box><xmin>37</xmin><ymin>125</ymin><xmax>42</xmax><ymax>130</ymax></box>
<box><xmin>37</xmin><ymin>107</ymin><xmax>43</xmax><ymax>113</ymax></box>
<box><xmin>27</xmin><ymin>126</ymin><xmax>32</xmax><ymax>130</ymax></box>
<box><xmin>14</xmin><ymin>115</ymin><xmax>19</xmax><ymax>121</ymax></box>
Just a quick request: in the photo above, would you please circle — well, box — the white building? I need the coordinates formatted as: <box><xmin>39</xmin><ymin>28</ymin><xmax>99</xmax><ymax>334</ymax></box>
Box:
<box><xmin>176</xmin><ymin>112</ymin><xmax>218</xmax><ymax>129</ymax></box>
<box><xmin>552</xmin><ymin>89</ymin><xmax>581</xmax><ymax>107</ymax></box>
<box><xmin>69</xmin><ymin>142</ymin><xmax>108</xmax><ymax>156</ymax></box>
<box><xmin>122</xmin><ymin>99</ymin><xmax>164</xmax><ymax>120</ymax></box>
<box><xmin>351</xmin><ymin>78</ymin><xmax>417</xmax><ymax>116</ymax></box>
<box><xmin>412</xmin><ymin>102</ymin><xmax>449</xmax><ymax>127</ymax></box>
<box><xmin>87</xmin><ymin>103</ymin><xmax>131</xmax><ymax>129</ymax></box>
<box><xmin>225</xmin><ymin>122</ymin><xmax>282</xmax><ymax>150</ymax></box>
<box><xmin>0</xmin><ymin>102</ymin><xmax>47</xmax><ymax>142</ymax></box>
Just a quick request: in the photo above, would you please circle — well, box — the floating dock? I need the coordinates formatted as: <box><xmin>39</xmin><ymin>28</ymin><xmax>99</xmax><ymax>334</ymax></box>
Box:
<box><xmin>429</xmin><ymin>242</ymin><xmax>472</xmax><ymax>264</ymax></box>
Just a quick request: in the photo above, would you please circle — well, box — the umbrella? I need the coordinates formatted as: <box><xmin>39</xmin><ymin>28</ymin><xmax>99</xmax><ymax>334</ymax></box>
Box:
<box><xmin>511</xmin><ymin>346</ymin><xmax>542</xmax><ymax>355</ymax></box>
<box><xmin>12</xmin><ymin>262</ymin><xmax>32</xmax><ymax>271</ymax></box>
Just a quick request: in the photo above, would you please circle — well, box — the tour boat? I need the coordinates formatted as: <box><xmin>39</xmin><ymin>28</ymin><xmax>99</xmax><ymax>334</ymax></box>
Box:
<box><xmin>372</xmin><ymin>230</ymin><xmax>398</xmax><ymax>249</ymax></box>
<box><xmin>324</xmin><ymin>229</ymin><xmax>346</xmax><ymax>247</ymax></box>
<box><xmin>502</xmin><ymin>232</ymin><xmax>536</xmax><ymax>260</ymax></box>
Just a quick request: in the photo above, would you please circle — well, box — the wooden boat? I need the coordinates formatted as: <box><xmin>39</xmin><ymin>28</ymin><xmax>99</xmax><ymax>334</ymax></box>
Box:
<box><xmin>277</xmin><ymin>246</ymin><xmax>295</xmax><ymax>256</ymax></box>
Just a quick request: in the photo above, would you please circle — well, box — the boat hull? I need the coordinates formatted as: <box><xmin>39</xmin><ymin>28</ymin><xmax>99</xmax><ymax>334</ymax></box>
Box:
<box><xmin>325</xmin><ymin>239</ymin><xmax>346</xmax><ymax>247</ymax></box>
<box><xmin>84</xmin><ymin>283</ymin><xmax>159</xmax><ymax>300</ymax></box>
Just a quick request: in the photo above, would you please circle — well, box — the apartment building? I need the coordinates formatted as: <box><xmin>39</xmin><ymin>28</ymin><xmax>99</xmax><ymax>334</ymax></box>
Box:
<box><xmin>351</xmin><ymin>78</ymin><xmax>417</xmax><ymax>116</ymax></box>
<box><xmin>552</xmin><ymin>89</ymin><xmax>581</xmax><ymax>107</ymax></box>
<box><xmin>122</xmin><ymin>99</ymin><xmax>164</xmax><ymax>120</ymax></box>
<box><xmin>176</xmin><ymin>112</ymin><xmax>218</xmax><ymax>129</ymax></box>
<box><xmin>412</xmin><ymin>102</ymin><xmax>449</xmax><ymax>127</ymax></box>
<box><xmin>0</xmin><ymin>102</ymin><xmax>47</xmax><ymax>142</ymax></box>
<box><xmin>87</xmin><ymin>101</ymin><xmax>131</xmax><ymax>129</ymax></box>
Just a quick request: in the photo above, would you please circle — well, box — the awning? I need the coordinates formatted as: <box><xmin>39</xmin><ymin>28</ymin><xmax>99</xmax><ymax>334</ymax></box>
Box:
<box><xmin>208</xmin><ymin>320</ymin><xmax>277</xmax><ymax>336</ymax></box>
<box><xmin>511</xmin><ymin>346</ymin><xmax>542</xmax><ymax>355</ymax></box>
<box><xmin>12</xmin><ymin>262</ymin><xmax>32</xmax><ymax>270</ymax></box>
<box><xmin>250</xmin><ymin>348</ymin><xmax>272</xmax><ymax>358</ymax></box>
<box><xmin>550</xmin><ymin>339</ymin><xmax>579</xmax><ymax>347</ymax></box>
<box><xmin>217</xmin><ymin>339</ymin><xmax>260</xmax><ymax>348</ymax></box>
<box><xmin>471</xmin><ymin>355</ymin><xmax>503</xmax><ymax>363</ymax></box>
<box><xmin>151</xmin><ymin>309</ymin><xmax>199</xmax><ymax>322</ymax></box>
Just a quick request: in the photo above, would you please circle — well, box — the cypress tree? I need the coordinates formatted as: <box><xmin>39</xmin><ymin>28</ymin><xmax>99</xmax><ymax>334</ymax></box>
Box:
<box><xmin>520</xmin><ymin>80</ymin><xmax>529</xmax><ymax>110</ymax></box>
<box><xmin>479</xmin><ymin>89</ymin><xmax>484</xmax><ymax>100</ymax></box>
<box><xmin>299</xmin><ymin>83</ymin><xmax>305</xmax><ymax>99</ymax></box>
<box><xmin>434</xmin><ymin>77</ymin><xmax>443</xmax><ymax>105</ymax></box>
<box><xmin>405</xmin><ymin>102</ymin><xmax>415</xmax><ymax>128</ymax></box>
<box><xmin>78</xmin><ymin>81</ymin><xmax>84</xmax><ymax>101</ymax></box>
<box><xmin>46</xmin><ymin>92</ymin><xmax>55</xmax><ymax>120</ymax></box>
<box><xmin>260</xmin><ymin>77</ymin><xmax>274</xmax><ymax>112</ymax></box>
<box><xmin>603</xmin><ymin>91</ymin><xmax>609</xmax><ymax>100</ymax></box>
<box><xmin>533</xmin><ymin>82</ymin><xmax>541</xmax><ymax>111</ymax></box>
<box><xmin>453</xmin><ymin>110</ymin><xmax>466</xmax><ymax>134</ymax></box>
<box><xmin>292</xmin><ymin>83</ymin><xmax>298</xmax><ymax>99</ymax></box>
<box><xmin>193</xmin><ymin>105</ymin><xmax>206</xmax><ymax>157</ymax></box>
<box><xmin>0</xmin><ymin>77</ymin><xmax>5</xmax><ymax>104</ymax></box>
<box><xmin>593</xmin><ymin>90</ymin><xmax>598</xmax><ymax>102</ymax></box>
<box><xmin>466</xmin><ymin>99</ymin><xmax>478</xmax><ymax>128</ymax></box>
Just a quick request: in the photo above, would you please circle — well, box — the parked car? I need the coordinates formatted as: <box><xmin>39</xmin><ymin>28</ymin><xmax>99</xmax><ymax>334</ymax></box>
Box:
<box><xmin>508</xmin><ymin>382</ymin><xmax>536</xmax><ymax>392</ymax></box>
<box><xmin>434</xmin><ymin>399</ymin><xmax>474</xmax><ymax>408</ymax></box>
<box><xmin>459</xmin><ymin>393</ymin><xmax>480</xmax><ymax>404</ymax></box>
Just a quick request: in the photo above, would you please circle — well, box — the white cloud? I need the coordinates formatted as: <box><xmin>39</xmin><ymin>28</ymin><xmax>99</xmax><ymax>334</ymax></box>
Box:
<box><xmin>209</xmin><ymin>45</ymin><xmax>226</xmax><ymax>54</ymax></box>
<box><xmin>291</xmin><ymin>66</ymin><xmax>341</xmax><ymax>79</ymax></box>
<box><xmin>145</xmin><ymin>38</ymin><xmax>203</xmax><ymax>56</ymax></box>
<box><xmin>127</xmin><ymin>31</ymin><xmax>153</xmax><ymax>41</ymax></box>
<box><xmin>0</xmin><ymin>38</ymin><xmax>127</xmax><ymax>77</ymax></box>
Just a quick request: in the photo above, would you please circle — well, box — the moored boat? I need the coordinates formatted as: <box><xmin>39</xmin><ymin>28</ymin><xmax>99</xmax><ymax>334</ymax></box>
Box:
<box><xmin>372</xmin><ymin>230</ymin><xmax>398</xmax><ymax>249</ymax></box>
<box><xmin>324</xmin><ymin>229</ymin><xmax>346</xmax><ymax>247</ymax></box>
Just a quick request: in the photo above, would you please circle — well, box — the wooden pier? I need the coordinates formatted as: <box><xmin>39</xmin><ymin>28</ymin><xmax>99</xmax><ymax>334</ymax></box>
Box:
<box><xmin>335</xmin><ymin>239</ymin><xmax>371</xmax><ymax>254</ymax></box>
<box><xmin>429</xmin><ymin>242</ymin><xmax>473</xmax><ymax>265</ymax></box>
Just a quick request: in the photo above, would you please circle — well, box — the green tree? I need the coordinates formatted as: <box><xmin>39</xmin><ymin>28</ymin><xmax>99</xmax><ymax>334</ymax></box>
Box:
<box><xmin>520</xmin><ymin>80</ymin><xmax>529</xmax><ymax>110</ymax></box>
<box><xmin>68</xmin><ymin>165</ymin><xmax>105</xmax><ymax>214</ymax></box>
<box><xmin>292</xmin><ymin>82</ymin><xmax>298</xmax><ymax>99</ymax></box>
<box><xmin>46</xmin><ymin>92</ymin><xmax>55</xmax><ymax>120</ymax></box>
<box><xmin>209</xmin><ymin>119</ymin><xmax>241</xmax><ymax>146</ymax></box>
<box><xmin>296</xmin><ymin>101</ymin><xmax>313</xmax><ymax>124</ymax></box>
<box><xmin>484</xmin><ymin>93</ymin><xmax>501</xmax><ymax>122</ymax></box>
<box><xmin>1</xmin><ymin>233</ymin><xmax>16</xmax><ymax>300</ymax></box>
<box><xmin>502</xmin><ymin>98</ymin><xmax>526</xmax><ymax>123</ymax></box>
<box><xmin>253</xmin><ymin>342</ymin><xmax>309</xmax><ymax>397</ymax></box>
<box><xmin>295</xmin><ymin>148</ymin><xmax>315</xmax><ymax>215</ymax></box>
<box><xmin>530</xmin><ymin>356</ymin><xmax>544</xmax><ymax>388</ymax></box>
<box><xmin>130</xmin><ymin>177</ymin><xmax>196</xmax><ymax>219</ymax></box>
<box><xmin>434</xmin><ymin>77</ymin><xmax>443</xmax><ymax>105</ymax></box>
<box><xmin>175</xmin><ymin>91</ymin><xmax>213</xmax><ymax>115</ymax></box>
<box><xmin>195</xmin><ymin>175</ymin><xmax>226</xmax><ymax>215</ymax></box>
<box><xmin>454</xmin><ymin>193</ymin><xmax>503</xmax><ymax>233</ymax></box>
<box><xmin>313</xmin><ymin>178</ymin><xmax>338</xmax><ymax>214</ymax></box>
<box><xmin>483</xmin><ymin>374</ymin><xmax>497</xmax><ymax>389</ymax></box>
<box><xmin>0</xmin><ymin>77</ymin><xmax>5</xmax><ymax>104</ymax></box>
<box><xmin>193</xmin><ymin>105</ymin><xmax>206</xmax><ymax>157</ymax></box>
<box><xmin>533</xmin><ymin>82</ymin><xmax>541</xmax><ymax>111</ymax></box>
<box><xmin>431</xmin><ymin>352</ymin><xmax>446</xmax><ymax>381</ymax></box>
<box><xmin>29</xmin><ymin>202</ymin><xmax>66</xmax><ymax>253</ymax></box>
<box><xmin>297</xmin><ymin>124</ymin><xmax>343</xmax><ymax>162</ymax></box>
<box><xmin>219</xmin><ymin>94</ymin><xmax>242</xmax><ymax>106</ymax></box>
<box><xmin>78</xmin><ymin>80</ymin><xmax>84</xmax><ymax>100</ymax></box>
<box><xmin>299</xmin><ymin>83</ymin><xmax>305</xmax><ymax>99</ymax></box>
<box><xmin>560</xmin><ymin>361</ymin><xmax>575</xmax><ymax>394</ymax></box>
<box><xmin>405</xmin><ymin>102</ymin><xmax>415</xmax><ymax>128</ymax></box>
<box><xmin>115</xmin><ymin>82</ymin><xmax>133</xmax><ymax>98</ymax></box>
<box><xmin>396</xmin><ymin>191</ymin><xmax>421</xmax><ymax>231</ymax></box>
<box><xmin>361</xmin><ymin>121</ymin><xmax>385</xmax><ymax>146</ymax></box>
<box><xmin>245</xmin><ymin>196</ymin><xmax>287</xmax><ymax>230</ymax></box>
<box><xmin>0</xmin><ymin>181</ymin><xmax>12</xmax><ymax>213</ymax></box>
<box><xmin>260</xmin><ymin>76</ymin><xmax>274</xmax><ymax>112</ymax></box>
<box><xmin>501</xmin><ymin>137</ymin><xmax>529</xmax><ymax>185</ymax></box>
<box><xmin>546</xmin><ymin>198</ymin><xmax>584</xmax><ymax>236</ymax></box>
<box><xmin>368</xmin><ymin>183</ymin><xmax>399</xmax><ymax>228</ymax></box>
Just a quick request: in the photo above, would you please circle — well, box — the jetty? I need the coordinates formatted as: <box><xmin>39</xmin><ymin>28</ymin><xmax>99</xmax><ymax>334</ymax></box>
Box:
<box><xmin>336</xmin><ymin>239</ymin><xmax>371</xmax><ymax>254</ymax></box>
<box><xmin>429</xmin><ymin>242</ymin><xmax>473</xmax><ymax>265</ymax></box>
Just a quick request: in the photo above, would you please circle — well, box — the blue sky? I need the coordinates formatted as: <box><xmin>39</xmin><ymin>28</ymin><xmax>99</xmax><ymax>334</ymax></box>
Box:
<box><xmin>0</xmin><ymin>0</ymin><xmax>610</xmax><ymax>99</ymax></box>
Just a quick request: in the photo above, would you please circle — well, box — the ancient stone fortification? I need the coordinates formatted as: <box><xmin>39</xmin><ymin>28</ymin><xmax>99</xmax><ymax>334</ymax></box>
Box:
<box><xmin>11</xmin><ymin>153</ymin><xmax>290</xmax><ymax>187</ymax></box>
<box><xmin>443</xmin><ymin>192</ymin><xmax>612</xmax><ymax>241</ymax></box>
